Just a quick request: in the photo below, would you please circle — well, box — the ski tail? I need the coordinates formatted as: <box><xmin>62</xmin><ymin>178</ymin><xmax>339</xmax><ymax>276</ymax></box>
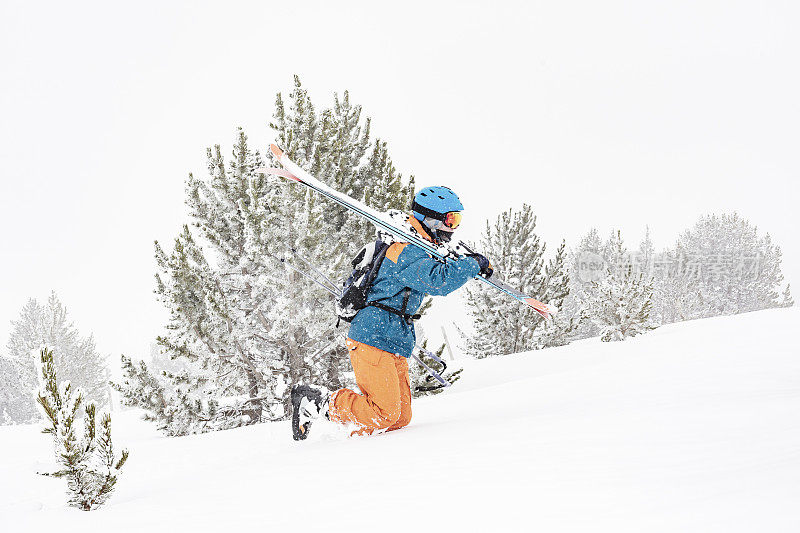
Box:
<box><xmin>525</xmin><ymin>298</ymin><xmax>553</xmax><ymax>319</ymax></box>
<box><xmin>256</xmin><ymin>150</ymin><xmax>445</xmax><ymax>260</ymax></box>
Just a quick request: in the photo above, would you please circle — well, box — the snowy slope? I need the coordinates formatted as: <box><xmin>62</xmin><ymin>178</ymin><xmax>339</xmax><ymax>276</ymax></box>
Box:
<box><xmin>2</xmin><ymin>307</ymin><xmax>799</xmax><ymax>532</ymax></box>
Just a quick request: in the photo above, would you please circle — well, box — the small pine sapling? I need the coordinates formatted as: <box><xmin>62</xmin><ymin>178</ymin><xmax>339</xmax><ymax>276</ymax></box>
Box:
<box><xmin>37</xmin><ymin>348</ymin><xmax>129</xmax><ymax>510</ymax></box>
<box><xmin>781</xmin><ymin>284</ymin><xmax>794</xmax><ymax>308</ymax></box>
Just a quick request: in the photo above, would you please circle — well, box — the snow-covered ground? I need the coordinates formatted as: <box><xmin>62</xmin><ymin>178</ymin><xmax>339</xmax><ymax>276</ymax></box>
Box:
<box><xmin>2</xmin><ymin>307</ymin><xmax>799</xmax><ymax>532</ymax></box>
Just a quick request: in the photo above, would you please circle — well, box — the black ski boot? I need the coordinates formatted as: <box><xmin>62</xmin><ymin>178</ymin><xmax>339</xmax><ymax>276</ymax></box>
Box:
<box><xmin>291</xmin><ymin>384</ymin><xmax>329</xmax><ymax>441</ymax></box>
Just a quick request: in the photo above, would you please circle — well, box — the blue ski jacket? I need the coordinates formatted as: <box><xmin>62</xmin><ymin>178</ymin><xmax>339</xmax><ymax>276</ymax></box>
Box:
<box><xmin>348</xmin><ymin>216</ymin><xmax>480</xmax><ymax>358</ymax></box>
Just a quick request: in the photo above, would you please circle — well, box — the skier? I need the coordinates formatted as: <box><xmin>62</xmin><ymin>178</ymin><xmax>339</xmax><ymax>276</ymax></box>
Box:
<box><xmin>291</xmin><ymin>186</ymin><xmax>493</xmax><ymax>439</ymax></box>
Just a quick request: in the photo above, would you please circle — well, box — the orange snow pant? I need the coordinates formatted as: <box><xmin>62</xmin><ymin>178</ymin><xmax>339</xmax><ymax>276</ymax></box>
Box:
<box><xmin>328</xmin><ymin>338</ymin><xmax>412</xmax><ymax>435</ymax></box>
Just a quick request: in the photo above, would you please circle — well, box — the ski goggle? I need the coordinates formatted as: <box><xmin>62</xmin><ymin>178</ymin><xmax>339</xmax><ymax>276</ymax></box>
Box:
<box><xmin>442</xmin><ymin>211</ymin><xmax>462</xmax><ymax>230</ymax></box>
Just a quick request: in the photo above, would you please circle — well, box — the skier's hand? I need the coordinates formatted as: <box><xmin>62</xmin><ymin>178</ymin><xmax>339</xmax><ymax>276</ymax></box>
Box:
<box><xmin>467</xmin><ymin>253</ymin><xmax>493</xmax><ymax>279</ymax></box>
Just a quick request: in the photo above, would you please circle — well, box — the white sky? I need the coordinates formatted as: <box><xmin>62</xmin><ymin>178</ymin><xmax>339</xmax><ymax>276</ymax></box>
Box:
<box><xmin>1</xmin><ymin>0</ymin><xmax>798</xmax><ymax>363</ymax></box>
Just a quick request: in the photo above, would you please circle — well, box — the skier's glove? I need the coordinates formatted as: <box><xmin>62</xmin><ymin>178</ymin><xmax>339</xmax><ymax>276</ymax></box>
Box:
<box><xmin>468</xmin><ymin>253</ymin><xmax>493</xmax><ymax>279</ymax></box>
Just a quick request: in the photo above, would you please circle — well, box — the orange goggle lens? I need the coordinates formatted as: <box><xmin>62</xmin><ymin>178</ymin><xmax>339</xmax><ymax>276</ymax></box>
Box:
<box><xmin>444</xmin><ymin>211</ymin><xmax>462</xmax><ymax>229</ymax></box>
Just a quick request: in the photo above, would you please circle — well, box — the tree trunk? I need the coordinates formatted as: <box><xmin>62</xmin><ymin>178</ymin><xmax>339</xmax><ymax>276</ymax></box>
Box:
<box><xmin>283</xmin><ymin>324</ymin><xmax>305</xmax><ymax>418</ymax></box>
<box><xmin>244</xmin><ymin>369</ymin><xmax>262</xmax><ymax>423</ymax></box>
<box><xmin>325</xmin><ymin>345</ymin><xmax>344</xmax><ymax>391</ymax></box>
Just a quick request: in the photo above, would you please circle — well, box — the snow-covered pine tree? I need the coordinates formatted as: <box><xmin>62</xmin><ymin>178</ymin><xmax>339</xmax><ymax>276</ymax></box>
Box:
<box><xmin>3</xmin><ymin>299</ymin><xmax>50</xmax><ymax>423</ymax></box>
<box><xmin>3</xmin><ymin>293</ymin><xmax>111</xmax><ymax>424</ymax></box>
<box><xmin>165</xmin><ymin>131</ymin><xmax>281</xmax><ymax>428</ymax></box>
<box><xmin>585</xmin><ymin>231</ymin><xmax>656</xmax><ymax>342</ymax></box>
<box><xmin>463</xmin><ymin>204</ymin><xmax>571</xmax><ymax>357</ymax></box>
<box><xmin>670</xmin><ymin>212</ymin><xmax>787</xmax><ymax>319</ymax></box>
<box><xmin>117</xmin><ymin>77</ymin><xmax>415</xmax><ymax>435</ymax></box>
<box><xmin>530</xmin><ymin>241</ymin><xmax>581</xmax><ymax>348</ymax></box>
<box><xmin>586</xmin><ymin>266</ymin><xmax>656</xmax><ymax>342</ymax></box>
<box><xmin>562</xmin><ymin>228</ymin><xmax>604</xmax><ymax>340</ymax></box>
<box><xmin>644</xmin><ymin>242</ymin><xmax>697</xmax><ymax>324</ymax></box>
<box><xmin>0</xmin><ymin>353</ymin><xmax>26</xmax><ymax>424</ymax></box>
<box><xmin>634</xmin><ymin>226</ymin><xmax>703</xmax><ymax>327</ymax></box>
<box><xmin>602</xmin><ymin>229</ymin><xmax>627</xmax><ymax>275</ymax></box>
<box><xmin>37</xmin><ymin>347</ymin><xmax>128</xmax><ymax>511</ymax></box>
<box><xmin>636</xmin><ymin>226</ymin><xmax>655</xmax><ymax>278</ymax></box>
<box><xmin>567</xmin><ymin>228</ymin><xmax>661</xmax><ymax>338</ymax></box>
<box><xmin>635</xmin><ymin>226</ymin><xmax>668</xmax><ymax>324</ymax></box>
<box><xmin>118</xmin><ymin>132</ymin><xmax>292</xmax><ymax>434</ymax></box>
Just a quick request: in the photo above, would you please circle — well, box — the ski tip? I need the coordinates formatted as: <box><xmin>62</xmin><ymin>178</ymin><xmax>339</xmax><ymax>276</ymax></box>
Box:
<box><xmin>253</xmin><ymin>167</ymin><xmax>300</xmax><ymax>182</ymax></box>
<box><xmin>269</xmin><ymin>144</ymin><xmax>284</xmax><ymax>159</ymax></box>
<box><xmin>524</xmin><ymin>297</ymin><xmax>555</xmax><ymax>319</ymax></box>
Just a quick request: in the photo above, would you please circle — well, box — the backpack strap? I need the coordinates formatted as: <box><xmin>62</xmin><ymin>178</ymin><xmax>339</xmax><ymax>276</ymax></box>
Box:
<box><xmin>367</xmin><ymin>287</ymin><xmax>421</xmax><ymax>325</ymax></box>
<box><xmin>358</xmin><ymin>240</ymin><xmax>421</xmax><ymax>325</ymax></box>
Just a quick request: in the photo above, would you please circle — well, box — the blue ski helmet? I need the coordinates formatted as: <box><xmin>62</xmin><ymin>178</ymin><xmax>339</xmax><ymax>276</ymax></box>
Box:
<box><xmin>411</xmin><ymin>186</ymin><xmax>464</xmax><ymax>221</ymax></box>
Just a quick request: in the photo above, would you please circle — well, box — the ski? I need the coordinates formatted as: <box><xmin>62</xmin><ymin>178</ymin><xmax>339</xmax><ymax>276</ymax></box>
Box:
<box><xmin>255</xmin><ymin>144</ymin><xmax>555</xmax><ymax>320</ymax></box>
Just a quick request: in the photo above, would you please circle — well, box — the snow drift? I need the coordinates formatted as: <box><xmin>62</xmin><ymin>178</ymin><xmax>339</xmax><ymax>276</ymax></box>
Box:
<box><xmin>2</xmin><ymin>307</ymin><xmax>799</xmax><ymax>532</ymax></box>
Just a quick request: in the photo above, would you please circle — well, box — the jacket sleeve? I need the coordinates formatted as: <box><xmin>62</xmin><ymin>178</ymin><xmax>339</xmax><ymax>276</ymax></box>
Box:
<box><xmin>392</xmin><ymin>245</ymin><xmax>481</xmax><ymax>296</ymax></box>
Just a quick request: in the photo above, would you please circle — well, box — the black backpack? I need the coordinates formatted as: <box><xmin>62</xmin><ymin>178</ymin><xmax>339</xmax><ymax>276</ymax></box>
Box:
<box><xmin>336</xmin><ymin>240</ymin><xmax>391</xmax><ymax>323</ymax></box>
<box><xmin>336</xmin><ymin>239</ymin><xmax>422</xmax><ymax>326</ymax></box>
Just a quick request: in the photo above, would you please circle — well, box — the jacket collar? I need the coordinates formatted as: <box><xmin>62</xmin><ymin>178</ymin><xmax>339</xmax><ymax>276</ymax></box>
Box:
<box><xmin>408</xmin><ymin>214</ymin><xmax>435</xmax><ymax>243</ymax></box>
